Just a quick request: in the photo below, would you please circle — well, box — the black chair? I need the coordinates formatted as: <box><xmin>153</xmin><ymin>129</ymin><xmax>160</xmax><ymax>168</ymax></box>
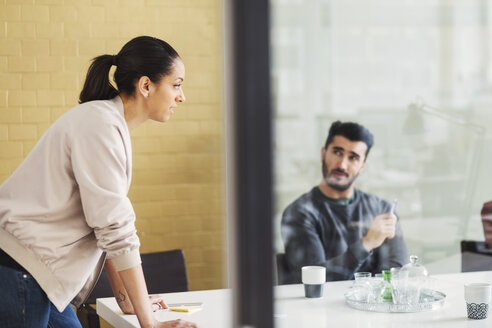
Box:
<box><xmin>276</xmin><ymin>253</ymin><xmax>297</xmax><ymax>285</ymax></box>
<box><xmin>140</xmin><ymin>250</ymin><xmax>189</xmax><ymax>294</ymax></box>
<box><xmin>77</xmin><ymin>249</ymin><xmax>189</xmax><ymax>328</ymax></box>
<box><xmin>460</xmin><ymin>240</ymin><xmax>492</xmax><ymax>272</ymax></box>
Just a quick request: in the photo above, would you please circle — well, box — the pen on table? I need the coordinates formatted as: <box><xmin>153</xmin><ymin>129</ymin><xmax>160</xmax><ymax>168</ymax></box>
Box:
<box><xmin>167</xmin><ymin>302</ymin><xmax>203</xmax><ymax>307</ymax></box>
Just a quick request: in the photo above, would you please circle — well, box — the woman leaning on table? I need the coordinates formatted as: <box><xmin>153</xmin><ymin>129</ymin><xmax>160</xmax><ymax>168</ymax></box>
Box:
<box><xmin>0</xmin><ymin>36</ymin><xmax>197</xmax><ymax>328</ymax></box>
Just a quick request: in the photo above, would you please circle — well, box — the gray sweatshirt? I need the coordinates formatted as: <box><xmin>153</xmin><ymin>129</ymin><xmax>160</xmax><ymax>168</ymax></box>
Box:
<box><xmin>281</xmin><ymin>187</ymin><xmax>408</xmax><ymax>283</ymax></box>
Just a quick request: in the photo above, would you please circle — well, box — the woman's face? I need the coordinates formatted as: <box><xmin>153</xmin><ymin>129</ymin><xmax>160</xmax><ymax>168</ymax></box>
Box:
<box><xmin>147</xmin><ymin>58</ymin><xmax>186</xmax><ymax>122</ymax></box>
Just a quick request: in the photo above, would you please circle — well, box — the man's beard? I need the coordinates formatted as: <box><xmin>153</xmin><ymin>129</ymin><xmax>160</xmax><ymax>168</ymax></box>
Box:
<box><xmin>322</xmin><ymin>161</ymin><xmax>359</xmax><ymax>192</ymax></box>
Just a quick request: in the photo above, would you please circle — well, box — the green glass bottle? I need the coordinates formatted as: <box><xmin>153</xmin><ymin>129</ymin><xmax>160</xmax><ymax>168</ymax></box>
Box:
<box><xmin>380</xmin><ymin>270</ymin><xmax>393</xmax><ymax>303</ymax></box>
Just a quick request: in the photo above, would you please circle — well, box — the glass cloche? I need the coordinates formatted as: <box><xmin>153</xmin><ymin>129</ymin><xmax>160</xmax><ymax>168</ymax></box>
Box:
<box><xmin>401</xmin><ymin>255</ymin><xmax>428</xmax><ymax>278</ymax></box>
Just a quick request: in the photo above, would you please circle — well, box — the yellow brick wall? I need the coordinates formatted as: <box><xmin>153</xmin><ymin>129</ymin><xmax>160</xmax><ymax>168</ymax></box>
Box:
<box><xmin>0</xmin><ymin>0</ymin><xmax>225</xmax><ymax>296</ymax></box>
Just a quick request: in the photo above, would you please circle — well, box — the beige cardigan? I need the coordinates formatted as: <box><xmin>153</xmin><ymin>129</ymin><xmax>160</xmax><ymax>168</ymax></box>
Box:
<box><xmin>0</xmin><ymin>96</ymin><xmax>141</xmax><ymax>311</ymax></box>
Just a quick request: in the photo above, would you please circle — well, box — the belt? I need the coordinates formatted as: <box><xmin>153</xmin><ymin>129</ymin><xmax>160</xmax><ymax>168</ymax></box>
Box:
<box><xmin>0</xmin><ymin>248</ymin><xmax>27</xmax><ymax>272</ymax></box>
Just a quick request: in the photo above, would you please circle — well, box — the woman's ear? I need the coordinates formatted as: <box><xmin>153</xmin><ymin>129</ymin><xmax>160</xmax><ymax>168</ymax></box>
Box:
<box><xmin>137</xmin><ymin>76</ymin><xmax>151</xmax><ymax>98</ymax></box>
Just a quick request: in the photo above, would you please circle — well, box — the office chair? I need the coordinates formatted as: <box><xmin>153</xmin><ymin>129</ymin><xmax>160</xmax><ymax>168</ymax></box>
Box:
<box><xmin>276</xmin><ymin>253</ymin><xmax>297</xmax><ymax>285</ymax></box>
<box><xmin>481</xmin><ymin>200</ymin><xmax>492</xmax><ymax>246</ymax></box>
<box><xmin>77</xmin><ymin>249</ymin><xmax>189</xmax><ymax>328</ymax></box>
<box><xmin>459</xmin><ymin>201</ymin><xmax>492</xmax><ymax>272</ymax></box>
<box><xmin>460</xmin><ymin>240</ymin><xmax>492</xmax><ymax>272</ymax></box>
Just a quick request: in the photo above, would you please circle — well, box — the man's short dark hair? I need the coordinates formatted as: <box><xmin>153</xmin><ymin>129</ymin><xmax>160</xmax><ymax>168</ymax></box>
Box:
<box><xmin>324</xmin><ymin>121</ymin><xmax>374</xmax><ymax>157</ymax></box>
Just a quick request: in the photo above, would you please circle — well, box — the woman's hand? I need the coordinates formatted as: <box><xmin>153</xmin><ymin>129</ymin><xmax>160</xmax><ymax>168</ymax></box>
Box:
<box><xmin>120</xmin><ymin>294</ymin><xmax>167</xmax><ymax>314</ymax></box>
<box><xmin>156</xmin><ymin>319</ymin><xmax>198</xmax><ymax>328</ymax></box>
<box><xmin>150</xmin><ymin>294</ymin><xmax>168</xmax><ymax>312</ymax></box>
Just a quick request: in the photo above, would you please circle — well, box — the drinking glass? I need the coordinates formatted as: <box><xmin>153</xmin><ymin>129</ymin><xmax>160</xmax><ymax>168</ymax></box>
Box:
<box><xmin>353</xmin><ymin>272</ymin><xmax>372</xmax><ymax>301</ymax></box>
<box><xmin>366</xmin><ymin>276</ymin><xmax>385</xmax><ymax>303</ymax></box>
<box><xmin>391</xmin><ymin>269</ymin><xmax>409</xmax><ymax>304</ymax></box>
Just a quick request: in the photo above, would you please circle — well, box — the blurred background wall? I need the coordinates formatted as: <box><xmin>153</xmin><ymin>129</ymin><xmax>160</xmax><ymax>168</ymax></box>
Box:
<box><xmin>0</xmin><ymin>0</ymin><xmax>225</xmax><ymax>294</ymax></box>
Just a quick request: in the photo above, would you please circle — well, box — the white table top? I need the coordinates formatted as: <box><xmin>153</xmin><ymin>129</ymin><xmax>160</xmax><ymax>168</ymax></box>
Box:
<box><xmin>97</xmin><ymin>271</ymin><xmax>492</xmax><ymax>328</ymax></box>
<box><xmin>97</xmin><ymin>288</ymin><xmax>232</xmax><ymax>328</ymax></box>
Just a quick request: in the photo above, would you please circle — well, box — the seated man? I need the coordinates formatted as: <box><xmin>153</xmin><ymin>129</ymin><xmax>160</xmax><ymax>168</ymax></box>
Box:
<box><xmin>281</xmin><ymin>121</ymin><xmax>408</xmax><ymax>283</ymax></box>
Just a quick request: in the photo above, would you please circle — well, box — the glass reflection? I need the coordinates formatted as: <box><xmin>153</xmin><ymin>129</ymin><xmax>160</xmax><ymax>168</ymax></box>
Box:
<box><xmin>271</xmin><ymin>0</ymin><xmax>492</xmax><ymax>279</ymax></box>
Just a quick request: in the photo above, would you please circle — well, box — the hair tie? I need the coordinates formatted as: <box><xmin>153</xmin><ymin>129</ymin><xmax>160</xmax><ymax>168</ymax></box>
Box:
<box><xmin>112</xmin><ymin>55</ymin><xmax>118</xmax><ymax>66</ymax></box>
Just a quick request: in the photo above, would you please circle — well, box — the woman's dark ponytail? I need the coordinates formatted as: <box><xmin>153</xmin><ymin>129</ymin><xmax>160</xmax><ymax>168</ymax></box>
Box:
<box><xmin>79</xmin><ymin>54</ymin><xmax>119</xmax><ymax>104</ymax></box>
<box><xmin>78</xmin><ymin>36</ymin><xmax>180</xmax><ymax>104</ymax></box>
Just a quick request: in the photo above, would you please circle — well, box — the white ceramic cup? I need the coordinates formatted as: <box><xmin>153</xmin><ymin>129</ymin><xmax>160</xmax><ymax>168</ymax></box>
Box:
<box><xmin>464</xmin><ymin>283</ymin><xmax>491</xmax><ymax>320</ymax></box>
<box><xmin>301</xmin><ymin>266</ymin><xmax>326</xmax><ymax>298</ymax></box>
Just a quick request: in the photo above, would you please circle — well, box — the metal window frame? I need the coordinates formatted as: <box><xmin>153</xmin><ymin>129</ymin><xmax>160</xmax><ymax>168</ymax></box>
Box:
<box><xmin>224</xmin><ymin>0</ymin><xmax>274</xmax><ymax>327</ymax></box>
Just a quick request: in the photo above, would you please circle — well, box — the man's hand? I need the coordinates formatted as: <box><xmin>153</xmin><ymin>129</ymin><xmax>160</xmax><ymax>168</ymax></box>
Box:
<box><xmin>362</xmin><ymin>212</ymin><xmax>397</xmax><ymax>252</ymax></box>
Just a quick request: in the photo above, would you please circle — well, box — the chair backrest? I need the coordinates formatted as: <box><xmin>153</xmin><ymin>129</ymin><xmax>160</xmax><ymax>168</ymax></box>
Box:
<box><xmin>84</xmin><ymin>249</ymin><xmax>189</xmax><ymax>304</ymax></box>
<box><xmin>460</xmin><ymin>240</ymin><xmax>492</xmax><ymax>272</ymax></box>
<box><xmin>276</xmin><ymin>253</ymin><xmax>297</xmax><ymax>285</ymax></box>
<box><xmin>141</xmin><ymin>249</ymin><xmax>189</xmax><ymax>294</ymax></box>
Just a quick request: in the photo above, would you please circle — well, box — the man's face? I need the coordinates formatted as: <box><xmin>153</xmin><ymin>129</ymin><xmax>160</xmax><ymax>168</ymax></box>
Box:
<box><xmin>321</xmin><ymin>135</ymin><xmax>368</xmax><ymax>192</ymax></box>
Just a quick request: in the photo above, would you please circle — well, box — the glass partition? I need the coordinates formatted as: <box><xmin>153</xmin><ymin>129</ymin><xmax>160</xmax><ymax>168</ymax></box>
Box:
<box><xmin>271</xmin><ymin>0</ymin><xmax>492</xmax><ymax>275</ymax></box>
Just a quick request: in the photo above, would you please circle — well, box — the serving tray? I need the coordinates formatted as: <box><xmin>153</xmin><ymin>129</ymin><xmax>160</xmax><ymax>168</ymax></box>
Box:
<box><xmin>344</xmin><ymin>288</ymin><xmax>446</xmax><ymax>313</ymax></box>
